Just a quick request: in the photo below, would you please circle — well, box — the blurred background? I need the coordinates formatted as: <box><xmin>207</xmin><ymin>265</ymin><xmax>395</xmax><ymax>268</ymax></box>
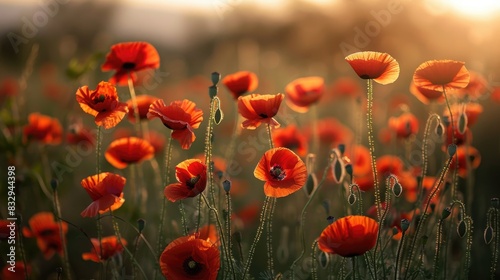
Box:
<box><xmin>1</xmin><ymin>0</ymin><xmax>500</xmax><ymax>278</ymax></box>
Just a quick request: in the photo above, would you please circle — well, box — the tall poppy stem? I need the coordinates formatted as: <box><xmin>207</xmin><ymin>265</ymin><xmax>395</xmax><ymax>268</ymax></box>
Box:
<box><xmin>127</xmin><ymin>75</ymin><xmax>142</xmax><ymax>137</ymax></box>
<box><xmin>95</xmin><ymin>126</ymin><xmax>104</xmax><ymax>275</ymax></box>
<box><xmin>290</xmin><ymin>152</ymin><xmax>336</xmax><ymax>279</ymax></box>
<box><xmin>200</xmin><ymin>193</ymin><xmax>235</xmax><ymax>278</ymax></box>
<box><xmin>352</xmin><ymin>256</ymin><xmax>357</xmax><ymax>280</ymax></box>
<box><xmin>366</xmin><ymin>79</ymin><xmax>381</xmax><ymax>220</ymax></box>
<box><xmin>242</xmin><ymin>196</ymin><xmax>270</xmax><ymax>279</ymax></box>
<box><xmin>51</xmin><ymin>181</ymin><xmax>72</xmax><ymax>280</ymax></box>
<box><xmin>266</xmin><ymin>123</ymin><xmax>276</xmax><ymax>275</ymax></box>
<box><xmin>157</xmin><ymin>135</ymin><xmax>172</xmax><ymax>258</ymax></box>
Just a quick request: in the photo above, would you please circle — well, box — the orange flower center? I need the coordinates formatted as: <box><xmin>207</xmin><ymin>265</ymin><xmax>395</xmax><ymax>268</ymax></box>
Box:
<box><xmin>270</xmin><ymin>164</ymin><xmax>286</xmax><ymax>180</ymax></box>
<box><xmin>122</xmin><ymin>62</ymin><xmax>136</xmax><ymax>70</ymax></box>
<box><xmin>186</xmin><ymin>175</ymin><xmax>201</xmax><ymax>189</ymax></box>
<box><xmin>183</xmin><ymin>257</ymin><xmax>202</xmax><ymax>275</ymax></box>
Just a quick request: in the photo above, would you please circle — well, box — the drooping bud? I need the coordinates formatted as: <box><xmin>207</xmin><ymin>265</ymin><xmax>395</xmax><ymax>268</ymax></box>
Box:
<box><xmin>458</xmin><ymin>110</ymin><xmax>468</xmax><ymax>135</ymax></box>
<box><xmin>222</xmin><ymin>179</ymin><xmax>231</xmax><ymax>193</ymax></box>
<box><xmin>303</xmin><ymin>174</ymin><xmax>317</xmax><ymax>197</ymax></box>
<box><xmin>327</xmin><ymin>216</ymin><xmax>335</xmax><ymax>224</ymax></box>
<box><xmin>348</xmin><ymin>193</ymin><xmax>356</xmax><ymax>205</ymax></box>
<box><xmin>457</xmin><ymin>220</ymin><xmax>467</xmax><ymax>238</ymax></box>
<box><xmin>401</xmin><ymin>218</ymin><xmax>410</xmax><ymax>233</ymax></box>
<box><xmin>447</xmin><ymin>144</ymin><xmax>457</xmax><ymax>157</ymax></box>
<box><xmin>392</xmin><ymin>181</ymin><xmax>402</xmax><ymax>197</ymax></box>
<box><xmin>51</xmin><ymin>178</ymin><xmax>59</xmax><ymax>191</ymax></box>
<box><xmin>491</xmin><ymin>198</ymin><xmax>499</xmax><ymax>209</ymax></box>
<box><xmin>484</xmin><ymin>226</ymin><xmax>494</xmax><ymax>244</ymax></box>
<box><xmin>345</xmin><ymin>163</ymin><xmax>353</xmax><ymax>178</ymax></box>
<box><xmin>137</xmin><ymin>219</ymin><xmax>146</xmax><ymax>233</ymax></box>
<box><xmin>318</xmin><ymin>251</ymin><xmax>330</xmax><ymax>269</ymax></box>
<box><xmin>211</xmin><ymin>72</ymin><xmax>221</xmax><ymax>85</ymax></box>
<box><xmin>337</xmin><ymin>144</ymin><xmax>345</xmax><ymax>156</ymax></box>
<box><xmin>435</xmin><ymin>122</ymin><xmax>445</xmax><ymax>137</ymax></box>
<box><xmin>441</xmin><ymin>207</ymin><xmax>452</xmax><ymax>220</ymax></box>
<box><xmin>208</xmin><ymin>85</ymin><xmax>218</xmax><ymax>99</ymax></box>
<box><xmin>392</xmin><ymin>227</ymin><xmax>399</xmax><ymax>236</ymax></box>
<box><xmin>331</xmin><ymin>150</ymin><xmax>345</xmax><ymax>184</ymax></box>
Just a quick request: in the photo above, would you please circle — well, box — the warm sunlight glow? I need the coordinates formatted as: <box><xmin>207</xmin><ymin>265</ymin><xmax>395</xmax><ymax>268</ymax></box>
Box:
<box><xmin>441</xmin><ymin>0</ymin><xmax>500</xmax><ymax>17</ymax></box>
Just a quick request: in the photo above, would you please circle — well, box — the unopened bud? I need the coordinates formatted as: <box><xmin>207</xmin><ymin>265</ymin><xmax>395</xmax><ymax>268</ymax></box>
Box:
<box><xmin>447</xmin><ymin>144</ymin><xmax>457</xmax><ymax>157</ymax></box>
<box><xmin>491</xmin><ymin>198</ymin><xmax>499</xmax><ymax>209</ymax></box>
<box><xmin>208</xmin><ymin>85</ymin><xmax>218</xmax><ymax>99</ymax></box>
<box><xmin>50</xmin><ymin>178</ymin><xmax>58</xmax><ymax>191</ymax></box>
<box><xmin>348</xmin><ymin>193</ymin><xmax>356</xmax><ymax>205</ymax></box>
<box><xmin>211</xmin><ymin>72</ymin><xmax>221</xmax><ymax>85</ymax></box>
<box><xmin>435</xmin><ymin>122</ymin><xmax>445</xmax><ymax>137</ymax></box>
<box><xmin>441</xmin><ymin>207</ymin><xmax>452</xmax><ymax>220</ymax></box>
<box><xmin>137</xmin><ymin>219</ymin><xmax>146</xmax><ymax>233</ymax></box>
<box><xmin>458</xmin><ymin>112</ymin><xmax>468</xmax><ymax>135</ymax></box>
<box><xmin>392</xmin><ymin>182</ymin><xmax>402</xmax><ymax>197</ymax></box>
<box><xmin>337</xmin><ymin>144</ymin><xmax>345</xmax><ymax>155</ymax></box>
<box><xmin>345</xmin><ymin>163</ymin><xmax>353</xmax><ymax>178</ymax></box>
<box><xmin>401</xmin><ymin>218</ymin><xmax>410</xmax><ymax>233</ymax></box>
<box><xmin>327</xmin><ymin>216</ymin><xmax>335</xmax><ymax>224</ymax></box>
<box><xmin>484</xmin><ymin>226</ymin><xmax>494</xmax><ymax>244</ymax></box>
<box><xmin>457</xmin><ymin>220</ymin><xmax>467</xmax><ymax>238</ymax></box>
<box><xmin>222</xmin><ymin>179</ymin><xmax>231</xmax><ymax>193</ymax></box>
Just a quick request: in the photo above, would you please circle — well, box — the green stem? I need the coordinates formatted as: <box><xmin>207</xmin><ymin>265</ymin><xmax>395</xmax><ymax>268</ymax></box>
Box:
<box><xmin>366</xmin><ymin>79</ymin><xmax>381</xmax><ymax>220</ymax></box>
<box><xmin>53</xmin><ymin>188</ymin><xmax>72</xmax><ymax>280</ymax></box>
<box><xmin>433</xmin><ymin>219</ymin><xmax>444</xmax><ymax>280</ymax></box>
<box><xmin>127</xmin><ymin>75</ymin><xmax>142</xmax><ymax>137</ymax></box>
<box><xmin>290</xmin><ymin>152</ymin><xmax>336</xmax><ymax>278</ymax></box>
<box><xmin>157</xmin><ymin>135</ymin><xmax>172</xmax><ymax>257</ymax></box>
<box><xmin>243</xmin><ymin>196</ymin><xmax>270</xmax><ymax>278</ymax></box>
<box><xmin>395</xmin><ymin>231</ymin><xmax>406</xmax><ymax>280</ymax></box>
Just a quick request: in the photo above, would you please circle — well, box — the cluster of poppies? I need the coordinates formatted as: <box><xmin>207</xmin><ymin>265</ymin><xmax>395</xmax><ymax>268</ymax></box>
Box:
<box><xmin>2</xmin><ymin>40</ymin><xmax>490</xmax><ymax>279</ymax></box>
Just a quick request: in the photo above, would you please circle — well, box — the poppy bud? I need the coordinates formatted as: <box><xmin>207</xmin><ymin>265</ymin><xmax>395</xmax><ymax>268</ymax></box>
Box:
<box><xmin>392</xmin><ymin>181</ymin><xmax>403</xmax><ymax>197</ymax></box>
<box><xmin>457</xmin><ymin>220</ymin><xmax>467</xmax><ymax>238</ymax></box>
<box><xmin>208</xmin><ymin>85</ymin><xmax>218</xmax><ymax>99</ymax></box>
<box><xmin>331</xmin><ymin>153</ymin><xmax>345</xmax><ymax>184</ymax></box>
<box><xmin>222</xmin><ymin>179</ymin><xmax>231</xmax><ymax>193</ymax></box>
<box><xmin>337</xmin><ymin>144</ymin><xmax>345</xmax><ymax>155</ymax></box>
<box><xmin>401</xmin><ymin>218</ymin><xmax>410</xmax><ymax>233</ymax></box>
<box><xmin>319</xmin><ymin>251</ymin><xmax>330</xmax><ymax>269</ymax></box>
<box><xmin>447</xmin><ymin>144</ymin><xmax>457</xmax><ymax>157</ymax></box>
<box><xmin>442</xmin><ymin>115</ymin><xmax>450</xmax><ymax>127</ymax></box>
<box><xmin>392</xmin><ymin>227</ymin><xmax>399</xmax><ymax>236</ymax></box>
<box><xmin>137</xmin><ymin>218</ymin><xmax>146</xmax><ymax>233</ymax></box>
<box><xmin>345</xmin><ymin>163</ymin><xmax>353</xmax><ymax>178</ymax></box>
<box><xmin>441</xmin><ymin>207</ymin><xmax>452</xmax><ymax>220</ymax></box>
<box><xmin>327</xmin><ymin>216</ymin><xmax>335</xmax><ymax>224</ymax></box>
<box><xmin>51</xmin><ymin>178</ymin><xmax>59</xmax><ymax>191</ymax></box>
<box><xmin>303</xmin><ymin>174</ymin><xmax>316</xmax><ymax>197</ymax></box>
<box><xmin>214</xmin><ymin>108</ymin><xmax>223</xmax><ymax>125</ymax></box>
<box><xmin>348</xmin><ymin>193</ymin><xmax>356</xmax><ymax>205</ymax></box>
<box><xmin>458</xmin><ymin>111</ymin><xmax>468</xmax><ymax>135</ymax></box>
<box><xmin>484</xmin><ymin>226</ymin><xmax>494</xmax><ymax>244</ymax></box>
<box><xmin>211</xmin><ymin>72</ymin><xmax>221</xmax><ymax>85</ymax></box>
<box><xmin>435</xmin><ymin>122</ymin><xmax>444</xmax><ymax>137</ymax></box>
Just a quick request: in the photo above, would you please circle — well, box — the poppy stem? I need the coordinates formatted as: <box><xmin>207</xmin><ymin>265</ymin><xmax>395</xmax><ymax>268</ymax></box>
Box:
<box><xmin>52</xmin><ymin>182</ymin><xmax>72</xmax><ymax>280</ymax></box>
<box><xmin>403</xmin><ymin>153</ymin><xmax>454</xmax><ymax>279</ymax></box>
<box><xmin>489</xmin><ymin>207</ymin><xmax>499</xmax><ymax>279</ymax></box>
<box><xmin>15</xmin><ymin>215</ymin><xmax>30</xmax><ymax>280</ymax></box>
<box><xmin>200</xmin><ymin>193</ymin><xmax>235</xmax><ymax>278</ymax></box>
<box><xmin>110</xmin><ymin>210</ymin><xmax>148</xmax><ymax>279</ymax></box>
<box><xmin>311</xmin><ymin>240</ymin><xmax>319</xmax><ymax>280</ymax></box>
<box><xmin>443</xmin><ymin>87</ymin><xmax>459</xmax><ymax>201</ymax></box>
<box><xmin>96</xmin><ymin>213</ymin><xmax>104</xmax><ymax>276</ymax></box>
<box><xmin>289</xmin><ymin>151</ymin><xmax>336</xmax><ymax>278</ymax></box>
<box><xmin>433</xmin><ymin>218</ymin><xmax>445</xmax><ymax>280</ymax></box>
<box><xmin>265</xmin><ymin>123</ymin><xmax>276</xmax><ymax>275</ymax></box>
<box><xmin>366</xmin><ymin>79</ymin><xmax>381</xmax><ymax>220</ymax></box>
<box><xmin>243</xmin><ymin>196</ymin><xmax>270</xmax><ymax>278</ymax></box>
<box><xmin>127</xmin><ymin>75</ymin><xmax>142</xmax><ymax>137</ymax></box>
<box><xmin>394</xmin><ymin>231</ymin><xmax>406</xmax><ymax>280</ymax></box>
<box><xmin>352</xmin><ymin>256</ymin><xmax>357</xmax><ymax>280</ymax></box>
<box><xmin>157</xmin><ymin>135</ymin><xmax>172</xmax><ymax>259</ymax></box>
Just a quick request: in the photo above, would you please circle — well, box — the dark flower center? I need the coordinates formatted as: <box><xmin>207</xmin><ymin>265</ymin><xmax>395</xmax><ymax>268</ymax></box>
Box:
<box><xmin>39</xmin><ymin>229</ymin><xmax>56</xmax><ymax>237</ymax></box>
<box><xmin>122</xmin><ymin>62</ymin><xmax>136</xmax><ymax>70</ymax></box>
<box><xmin>182</xmin><ymin>257</ymin><xmax>203</xmax><ymax>275</ymax></box>
<box><xmin>186</xmin><ymin>175</ymin><xmax>201</xmax><ymax>189</ymax></box>
<box><xmin>270</xmin><ymin>164</ymin><xmax>286</xmax><ymax>180</ymax></box>
<box><xmin>93</xmin><ymin>94</ymin><xmax>106</xmax><ymax>104</ymax></box>
<box><xmin>259</xmin><ymin>113</ymin><xmax>268</xmax><ymax>118</ymax></box>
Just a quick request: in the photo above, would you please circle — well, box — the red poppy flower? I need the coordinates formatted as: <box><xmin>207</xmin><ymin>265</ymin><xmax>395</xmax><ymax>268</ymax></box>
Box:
<box><xmin>164</xmin><ymin>159</ymin><xmax>207</xmax><ymax>202</ymax></box>
<box><xmin>328</xmin><ymin>77</ymin><xmax>362</xmax><ymax>99</ymax></box>
<box><xmin>388</xmin><ymin>112</ymin><xmax>419</xmax><ymax>139</ymax></box>
<box><xmin>346</xmin><ymin>145</ymin><xmax>371</xmax><ymax>177</ymax></box>
<box><xmin>80</xmin><ymin>172</ymin><xmax>126</xmax><ymax>217</ymax></box>
<box><xmin>222</xmin><ymin>71</ymin><xmax>259</xmax><ymax>99</ymax></box>
<box><xmin>23</xmin><ymin>113</ymin><xmax>62</xmax><ymax>145</ymax></box>
<box><xmin>0</xmin><ymin>77</ymin><xmax>19</xmax><ymax>102</ymax></box>
<box><xmin>127</xmin><ymin>94</ymin><xmax>158</xmax><ymax>122</ymax></box>
<box><xmin>354</xmin><ymin>172</ymin><xmax>374</xmax><ymax>192</ymax></box>
<box><xmin>76</xmin><ymin>81</ymin><xmax>129</xmax><ymax>129</ymax></box>
<box><xmin>2</xmin><ymin>262</ymin><xmax>31</xmax><ymax>280</ymax></box>
<box><xmin>452</xmin><ymin>71</ymin><xmax>488</xmax><ymax>100</ymax></box>
<box><xmin>444</xmin><ymin>124</ymin><xmax>471</xmax><ymax>147</ymax></box>
<box><xmin>450</xmin><ymin>146</ymin><xmax>481</xmax><ymax>178</ymax></box>
<box><xmin>254</xmin><ymin>147</ymin><xmax>307</xmax><ymax>198</ymax></box>
<box><xmin>313</xmin><ymin>118</ymin><xmax>354</xmax><ymax>148</ymax></box>
<box><xmin>238</xmin><ymin>93</ymin><xmax>284</xmax><ymax>130</ymax></box>
<box><xmin>285</xmin><ymin>76</ymin><xmax>325</xmax><ymax>112</ymax></box>
<box><xmin>318</xmin><ymin>215</ymin><xmax>379</xmax><ymax>257</ymax></box>
<box><xmin>160</xmin><ymin>235</ymin><xmax>220</xmax><ymax>280</ymax></box>
<box><xmin>66</xmin><ymin>122</ymin><xmax>95</xmax><ymax>146</ymax></box>
<box><xmin>105</xmin><ymin>137</ymin><xmax>155</xmax><ymax>169</ymax></box>
<box><xmin>101</xmin><ymin>42</ymin><xmax>160</xmax><ymax>86</ymax></box>
<box><xmin>22</xmin><ymin>212</ymin><xmax>68</xmax><ymax>259</ymax></box>
<box><xmin>82</xmin><ymin>236</ymin><xmax>127</xmax><ymax>262</ymax></box>
<box><xmin>147</xmin><ymin>99</ymin><xmax>203</xmax><ymax>149</ymax></box>
<box><xmin>232</xmin><ymin>202</ymin><xmax>261</xmax><ymax>228</ymax></box>
<box><xmin>409</xmin><ymin>82</ymin><xmax>445</xmax><ymax>104</ymax></box>
<box><xmin>191</xmin><ymin>225</ymin><xmax>218</xmax><ymax>245</ymax></box>
<box><xmin>0</xmin><ymin>220</ymin><xmax>10</xmax><ymax>240</ymax></box>
<box><xmin>413</xmin><ymin>60</ymin><xmax>470</xmax><ymax>92</ymax></box>
<box><xmin>377</xmin><ymin>155</ymin><xmax>404</xmax><ymax>177</ymax></box>
<box><xmin>345</xmin><ymin>51</ymin><xmax>400</xmax><ymax>85</ymax></box>
<box><xmin>272</xmin><ymin>124</ymin><xmax>308</xmax><ymax>156</ymax></box>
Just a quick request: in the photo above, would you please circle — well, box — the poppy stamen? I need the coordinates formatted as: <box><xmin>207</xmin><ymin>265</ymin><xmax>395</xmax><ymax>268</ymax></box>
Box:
<box><xmin>122</xmin><ymin>62</ymin><xmax>136</xmax><ymax>70</ymax></box>
<box><xmin>182</xmin><ymin>257</ymin><xmax>203</xmax><ymax>275</ymax></box>
<box><xmin>259</xmin><ymin>113</ymin><xmax>268</xmax><ymax>118</ymax></box>
<box><xmin>186</xmin><ymin>175</ymin><xmax>201</xmax><ymax>189</ymax></box>
<box><xmin>270</xmin><ymin>164</ymin><xmax>286</xmax><ymax>180</ymax></box>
